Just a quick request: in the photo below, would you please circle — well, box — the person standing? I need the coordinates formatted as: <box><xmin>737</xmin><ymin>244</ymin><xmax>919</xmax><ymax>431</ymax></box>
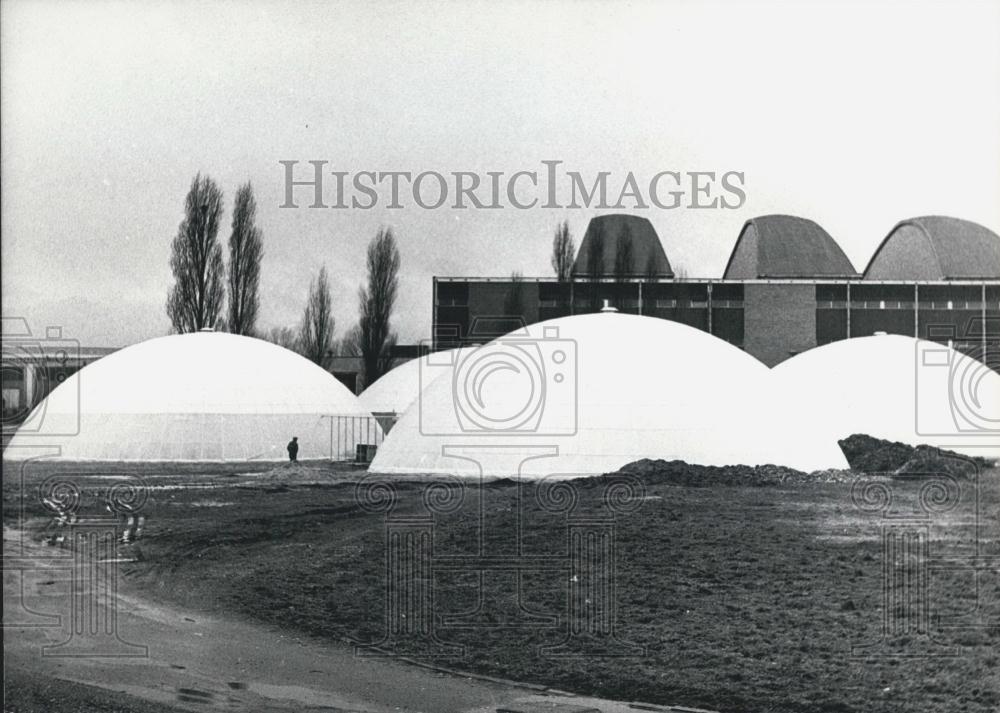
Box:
<box><xmin>287</xmin><ymin>436</ymin><xmax>299</xmax><ymax>462</ymax></box>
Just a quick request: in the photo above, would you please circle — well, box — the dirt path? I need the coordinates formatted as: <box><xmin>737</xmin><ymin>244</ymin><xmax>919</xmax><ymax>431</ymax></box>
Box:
<box><xmin>4</xmin><ymin>528</ymin><xmax>671</xmax><ymax>713</ymax></box>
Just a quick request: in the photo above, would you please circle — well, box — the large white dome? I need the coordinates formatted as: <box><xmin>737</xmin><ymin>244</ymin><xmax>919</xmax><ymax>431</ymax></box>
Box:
<box><xmin>3</xmin><ymin>331</ymin><xmax>377</xmax><ymax>461</ymax></box>
<box><xmin>773</xmin><ymin>334</ymin><xmax>1000</xmax><ymax>459</ymax></box>
<box><xmin>369</xmin><ymin>313</ymin><xmax>848</xmax><ymax>477</ymax></box>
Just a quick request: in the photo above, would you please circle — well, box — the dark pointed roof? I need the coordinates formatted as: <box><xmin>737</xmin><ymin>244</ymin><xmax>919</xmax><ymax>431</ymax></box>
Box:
<box><xmin>723</xmin><ymin>215</ymin><xmax>858</xmax><ymax>279</ymax></box>
<box><xmin>571</xmin><ymin>214</ymin><xmax>673</xmax><ymax>278</ymax></box>
<box><xmin>863</xmin><ymin>216</ymin><xmax>1000</xmax><ymax>280</ymax></box>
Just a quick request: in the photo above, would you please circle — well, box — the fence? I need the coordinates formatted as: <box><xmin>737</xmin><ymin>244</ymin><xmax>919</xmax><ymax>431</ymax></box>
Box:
<box><xmin>320</xmin><ymin>414</ymin><xmax>387</xmax><ymax>462</ymax></box>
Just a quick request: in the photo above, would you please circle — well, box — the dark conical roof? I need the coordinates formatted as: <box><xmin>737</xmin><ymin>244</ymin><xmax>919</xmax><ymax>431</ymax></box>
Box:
<box><xmin>571</xmin><ymin>214</ymin><xmax>673</xmax><ymax>278</ymax></box>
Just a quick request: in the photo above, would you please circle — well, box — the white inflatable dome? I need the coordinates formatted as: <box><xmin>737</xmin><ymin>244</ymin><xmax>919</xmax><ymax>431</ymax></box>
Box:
<box><xmin>358</xmin><ymin>347</ymin><xmax>476</xmax><ymax>416</ymax></box>
<box><xmin>773</xmin><ymin>334</ymin><xmax>1000</xmax><ymax>460</ymax></box>
<box><xmin>370</xmin><ymin>313</ymin><xmax>848</xmax><ymax>477</ymax></box>
<box><xmin>3</xmin><ymin>331</ymin><xmax>378</xmax><ymax>461</ymax></box>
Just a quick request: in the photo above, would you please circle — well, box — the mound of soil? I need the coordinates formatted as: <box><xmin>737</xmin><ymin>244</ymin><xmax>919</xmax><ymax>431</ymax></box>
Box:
<box><xmin>839</xmin><ymin>434</ymin><xmax>914</xmax><ymax>471</ymax></box>
<box><xmin>608</xmin><ymin>459</ymin><xmax>856</xmax><ymax>488</ymax></box>
<box><xmin>612</xmin><ymin>436</ymin><xmax>994</xmax><ymax>488</ymax></box>
<box><xmin>838</xmin><ymin>434</ymin><xmax>993</xmax><ymax>477</ymax></box>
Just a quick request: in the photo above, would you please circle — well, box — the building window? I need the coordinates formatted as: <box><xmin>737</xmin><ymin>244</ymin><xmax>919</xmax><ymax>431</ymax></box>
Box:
<box><xmin>437</xmin><ymin>282</ymin><xmax>469</xmax><ymax>306</ymax></box>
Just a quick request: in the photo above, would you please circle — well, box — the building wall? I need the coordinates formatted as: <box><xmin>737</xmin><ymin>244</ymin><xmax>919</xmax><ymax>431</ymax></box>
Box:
<box><xmin>989</xmin><ymin>285</ymin><xmax>1000</xmax><ymax>369</ymax></box>
<box><xmin>1</xmin><ymin>370</ymin><xmax>28</xmax><ymax>417</ymax></box>
<box><xmin>435</xmin><ymin>278</ymin><xmax>998</xmax><ymax>371</ymax></box>
<box><xmin>743</xmin><ymin>283</ymin><xmax>817</xmax><ymax>366</ymax></box>
<box><xmin>468</xmin><ymin>281</ymin><xmax>540</xmax><ymax>329</ymax></box>
<box><xmin>0</xmin><ymin>358</ymin><xmax>99</xmax><ymax>420</ymax></box>
<box><xmin>849</xmin><ymin>284</ymin><xmax>916</xmax><ymax>337</ymax></box>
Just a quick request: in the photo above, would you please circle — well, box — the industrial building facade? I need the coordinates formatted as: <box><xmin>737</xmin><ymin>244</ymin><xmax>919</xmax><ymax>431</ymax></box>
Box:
<box><xmin>432</xmin><ymin>214</ymin><xmax>1000</xmax><ymax>370</ymax></box>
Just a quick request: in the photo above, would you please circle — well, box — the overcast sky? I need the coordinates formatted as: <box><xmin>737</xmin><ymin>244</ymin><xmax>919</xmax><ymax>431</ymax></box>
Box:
<box><xmin>3</xmin><ymin>0</ymin><xmax>998</xmax><ymax>347</ymax></box>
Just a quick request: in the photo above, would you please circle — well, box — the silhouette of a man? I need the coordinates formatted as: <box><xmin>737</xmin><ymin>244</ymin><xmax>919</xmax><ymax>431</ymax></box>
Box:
<box><xmin>287</xmin><ymin>436</ymin><xmax>299</xmax><ymax>462</ymax></box>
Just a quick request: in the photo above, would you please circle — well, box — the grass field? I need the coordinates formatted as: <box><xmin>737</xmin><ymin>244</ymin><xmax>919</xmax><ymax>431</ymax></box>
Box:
<box><xmin>4</xmin><ymin>461</ymin><xmax>998</xmax><ymax>713</ymax></box>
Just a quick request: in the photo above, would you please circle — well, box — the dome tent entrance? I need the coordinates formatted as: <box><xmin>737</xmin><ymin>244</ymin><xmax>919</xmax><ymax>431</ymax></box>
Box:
<box><xmin>369</xmin><ymin>313</ymin><xmax>848</xmax><ymax>477</ymax></box>
<box><xmin>3</xmin><ymin>332</ymin><xmax>379</xmax><ymax>462</ymax></box>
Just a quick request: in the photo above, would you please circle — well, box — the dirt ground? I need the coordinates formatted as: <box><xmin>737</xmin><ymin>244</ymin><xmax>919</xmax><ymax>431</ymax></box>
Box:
<box><xmin>4</xmin><ymin>667</ymin><xmax>182</xmax><ymax>713</ymax></box>
<box><xmin>4</xmin><ymin>460</ymin><xmax>999</xmax><ymax>713</ymax></box>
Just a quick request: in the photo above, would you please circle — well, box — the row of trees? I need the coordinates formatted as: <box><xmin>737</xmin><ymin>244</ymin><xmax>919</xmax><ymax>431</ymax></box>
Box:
<box><xmin>166</xmin><ymin>173</ymin><xmax>400</xmax><ymax>389</ymax></box>
<box><xmin>166</xmin><ymin>174</ymin><xmax>260</xmax><ymax>335</ymax></box>
<box><xmin>289</xmin><ymin>227</ymin><xmax>400</xmax><ymax>385</ymax></box>
<box><xmin>167</xmin><ymin>176</ymin><xmax>674</xmax><ymax>385</ymax></box>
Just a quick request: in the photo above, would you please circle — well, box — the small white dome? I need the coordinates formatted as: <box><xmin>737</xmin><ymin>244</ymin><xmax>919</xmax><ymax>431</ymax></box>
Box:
<box><xmin>773</xmin><ymin>334</ymin><xmax>1000</xmax><ymax>459</ymax></box>
<box><xmin>4</xmin><ymin>331</ymin><xmax>377</xmax><ymax>461</ymax></box>
<box><xmin>370</xmin><ymin>313</ymin><xmax>848</xmax><ymax>477</ymax></box>
<box><xmin>358</xmin><ymin>347</ymin><xmax>476</xmax><ymax>416</ymax></box>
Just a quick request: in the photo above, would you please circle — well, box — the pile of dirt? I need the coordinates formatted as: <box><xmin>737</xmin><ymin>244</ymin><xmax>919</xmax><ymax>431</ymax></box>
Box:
<box><xmin>838</xmin><ymin>434</ymin><xmax>993</xmax><ymax>477</ymax></box>
<box><xmin>839</xmin><ymin>434</ymin><xmax>915</xmax><ymax>472</ymax></box>
<box><xmin>610</xmin><ymin>436</ymin><xmax>995</xmax><ymax>488</ymax></box>
<box><xmin>607</xmin><ymin>459</ymin><xmax>857</xmax><ymax>488</ymax></box>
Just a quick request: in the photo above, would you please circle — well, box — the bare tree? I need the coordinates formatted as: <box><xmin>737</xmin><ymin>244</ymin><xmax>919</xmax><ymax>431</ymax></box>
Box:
<box><xmin>503</xmin><ymin>271</ymin><xmax>526</xmax><ymax>317</ymax></box>
<box><xmin>300</xmin><ymin>266</ymin><xmax>335</xmax><ymax>367</ymax></box>
<box><xmin>586</xmin><ymin>222</ymin><xmax>606</xmax><ymax>279</ymax></box>
<box><xmin>550</xmin><ymin>221</ymin><xmax>575</xmax><ymax>282</ymax></box>
<box><xmin>167</xmin><ymin>174</ymin><xmax>225</xmax><ymax>332</ymax></box>
<box><xmin>358</xmin><ymin>228</ymin><xmax>401</xmax><ymax>388</ymax></box>
<box><xmin>585</xmin><ymin>222</ymin><xmax>605</xmax><ymax>309</ymax></box>
<box><xmin>644</xmin><ymin>252</ymin><xmax>660</xmax><ymax>282</ymax></box>
<box><xmin>332</xmin><ymin>322</ymin><xmax>362</xmax><ymax>356</ymax></box>
<box><xmin>613</xmin><ymin>224</ymin><xmax>634</xmax><ymax>281</ymax></box>
<box><xmin>227</xmin><ymin>182</ymin><xmax>263</xmax><ymax>336</ymax></box>
<box><xmin>613</xmin><ymin>225</ymin><xmax>635</xmax><ymax>309</ymax></box>
<box><xmin>264</xmin><ymin>326</ymin><xmax>300</xmax><ymax>352</ymax></box>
